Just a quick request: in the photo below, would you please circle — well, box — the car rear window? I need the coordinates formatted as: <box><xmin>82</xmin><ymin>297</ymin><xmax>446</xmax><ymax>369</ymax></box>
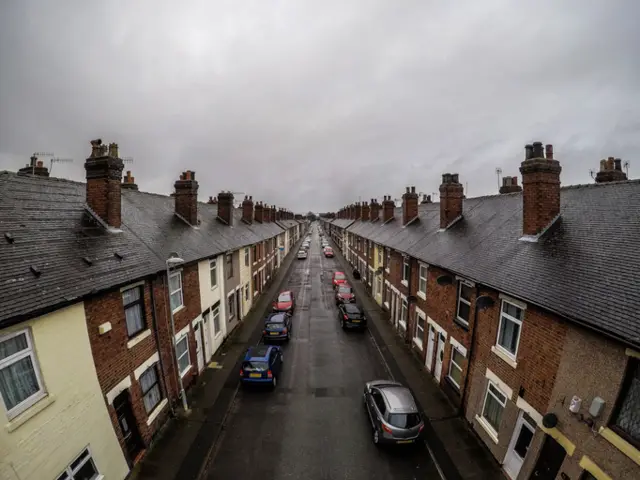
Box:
<box><xmin>268</xmin><ymin>314</ymin><xmax>286</xmax><ymax>323</ymax></box>
<box><xmin>278</xmin><ymin>293</ymin><xmax>291</xmax><ymax>302</ymax></box>
<box><xmin>242</xmin><ymin>361</ymin><xmax>268</xmax><ymax>371</ymax></box>
<box><xmin>334</xmin><ymin>273</ymin><xmax>345</xmax><ymax>280</ymax></box>
<box><xmin>344</xmin><ymin>304</ymin><xmax>361</xmax><ymax>315</ymax></box>
<box><xmin>388</xmin><ymin>413</ymin><xmax>421</xmax><ymax>428</ymax></box>
<box><xmin>338</xmin><ymin>286</ymin><xmax>352</xmax><ymax>294</ymax></box>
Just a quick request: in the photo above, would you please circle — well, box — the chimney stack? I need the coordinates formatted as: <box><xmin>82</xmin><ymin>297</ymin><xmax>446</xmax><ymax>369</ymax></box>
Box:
<box><xmin>18</xmin><ymin>155</ymin><xmax>50</xmax><ymax>177</ymax></box>
<box><xmin>382</xmin><ymin>195</ymin><xmax>395</xmax><ymax>222</ymax></box>
<box><xmin>361</xmin><ymin>201</ymin><xmax>370</xmax><ymax>222</ymax></box>
<box><xmin>174</xmin><ymin>170</ymin><xmax>199</xmax><ymax>226</ymax></box>
<box><xmin>265</xmin><ymin>204</ymin><xmax>272</xmax><ymax>222</ymax></box>
<box><xmin>217</xmin><ymin>191</ymin><xmax>234</xmax><ymax>225</ymax></box>
<box><xmin>121</xmin><ymin>170</ymin><xmax>139</xmax><ymax>191</ymax></box>
<box><xmin>254</xmin><ymin>201</ymin><xmax>264</xmax><ymax>223</ymax></box>
<box><xmin>270</xmin><ymin>205</ymin><xmax>277</xmax><ymax>222</ymax></box>
<box><xmin>85</xmin><ymin>139</ymin><xmax>125</xmax><ymax>228</ymax></box>
<box><xmin>370</xmin><ymin>199</ymin><xmax>380</xmax><ymax>221</ymax></box>
<box><xmin>421</xmin><ymin>194</ymin><xmax>432</xmax><ymax>204</ymax></box>
<box><xmin>439</xmin><ymin>173</ymin><xmax>464</xmax><ymax>229</ymax></box>
<box><xmin>402</xmin><ymin>186</ymin><xmax>419</xmax><ymax>225</ymax></box>
<box><xmin>595</xmin><ymin>156</ymin><xmax>628</xmax><ymax>183</ymax></box>
<box><xmin>520</xmin><ymin>142</ymin><xmax>562</xmax><ymax>236</ymax></box>
<box><xmin>499</xmin><ymin>176</ymin><xmax>522</xmax><ymax>194</ymax></box>
<box><xmin>242</xmin><ymin>195</ymin><xmax>254</xmax><ymax>224</ymax></box>
<box><xmin>354</xmin><ymin>202</ymin><xmax>362</xmax><ymax>220</ymax></box>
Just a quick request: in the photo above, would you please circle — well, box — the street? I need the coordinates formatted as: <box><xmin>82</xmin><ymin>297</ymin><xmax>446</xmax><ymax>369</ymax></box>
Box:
<box><xmin>204</xmin><ymin>228</ymin><xmax>441</xmax><ymax>480</ymax></box>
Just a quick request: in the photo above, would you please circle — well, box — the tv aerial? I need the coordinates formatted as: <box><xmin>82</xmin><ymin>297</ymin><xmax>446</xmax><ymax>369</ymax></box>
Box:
<box><xmin>122</xmin><ymin>156</ymin><xmax>134</xmax><ymax>164</ymax></box>
<box><xmin>49</xmin><ymin>157</ymin><xmax>74</xmax><ymax>174</ymax></box>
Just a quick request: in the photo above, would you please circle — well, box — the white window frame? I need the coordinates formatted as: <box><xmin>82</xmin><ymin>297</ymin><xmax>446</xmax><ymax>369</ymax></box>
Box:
<box><xmin>55</xmin><ymin>446</ymin><xmax>101</xmax><ymax>480</ymax></box>
<box><xmin>414</xmin><ymin>311</ymin><xmax>425</xmax><ymax>348</ymax></box>
<box><xmin>495</xmin><ymin>299</ymin><xmax>524</xmax><ymax>360</ymax></box>
<box><xmin>456</xmin><ymin>281</ymin><xmax>472</xmax><ymax>326</ymax></box>
<box><xmin>176</xmin><ymin>334</ymin><xmax>191</xmax><ymax>376</ymax></box>
<box><xmin>386</xmin><ymin>248</ymin><xmax>391</xmax><ymax>272</ymax></box>
<box><xmin>209</xmin><ymin>258</ymin><xmax>217</xmax><ymax>289</ymax></box>
<box><xmin>228</xmin><ymin>291</ymin><xmax>236</xmax><ymax>319</ymax></box>
<box><xmin>377</xmin><ymin>247</ymin><xmax>383</xmax><ymax>266</ymax></box>
<box><xmin>0</xmin><ymin>328</ymin><xmax>47</xmax><ymax>419</ymax></box>
<box><xmin>418</xmin><ymin>264</ymin><xmax>428</xmax><ymax>299</ymax></box>
<box><xmin>400</xmin><ymin>298</ymin><xmax>408</xmax><ymax>328</ymax></box>
<box><xmin>169</xmin><ymin>271</ymin><xmax>184</xmax><ymax>313</ymax></box>
<box><xmin>448</xmin><ymin>346</ymin><xmax>465</xmax><ymax>389</ymax></box>
<box><xmin>212</xmin><ymin>305</ymin><xmax>221</xmax><ymax>336</ymax></box>
<box><xmin>139</xmin><ymin>364</ymin><xmax>162</xmax><ymax>414</ymax></box>
<box><xmin>481</xmin><ymin>380</ymin><xmax>507</xmax><ymax>436</ymax></box>
<box><xmin>226</xmin><ymin>254</ymin><xmax>233</xmax><ymax>279</ymax></box>
<box><xmin>402</xmin><ymin>257</ymin><xmax>410</xmax><ymax>284</ymax></box>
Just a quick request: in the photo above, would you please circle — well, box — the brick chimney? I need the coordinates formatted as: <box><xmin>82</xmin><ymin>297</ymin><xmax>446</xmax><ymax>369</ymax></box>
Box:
<box><xmin>18</xmin><ymin>155</ymin><xmax>50</xmax><ymax>177</ymax></box>
<box><xmin>499</xmin><ymin>176</ymin><xmax>522</xmax><ymax>194</ymax></box>
<box><xmin>121</xmin><ymin>170</ymin><xmax>138</xmax><ymax>191</ymax></box>
<box><xmin>382</xmin><ymin>195</ymin><xmax>395</xmax><ymax>223</ymax></box>
<box><xmin>265</xmin><ymin>204</ymin><xmax>272</xmax><ymax>222</ymax></box>
<box><xmin>595</xmin><ymin>157</ymin><xmax>627</xmax><ymax>183</ymax></box>
<box><xmin>355</xmin><ymin>202</ymin><xmax>362</xmax><ymax>220</ymax></box>
<box><xmin>254</xmin><ymin>201</ymin><xmax>264</xmax><ymax>223</ymax></box>
<box><xmin>174</xmin><ymin>170</ymin><xmax>199</xmax><ymax>226</ymax></box>
<box><xmin>402</xmin><ymin>186</ymin><xmax>419</xmax><ymax>225</ymax></box>
<box><xmin>361</xmin><ymin>201</ymin><xmax>370</xmax><ymax>222</ymax></box>
<box><xmin>370</xmin><ymin>199</ymin><xmax>380</xmax><ymax>221</ymax></box>
<box><xmin>217</xmin><ymin>191</ymin><xmax>234</xmax><ymax>225</ymax></box>
<box><xmin>270</xmin><ymin>205</ymin><xmax>277</xmax><ymax>222</ymax></box>
<box><xmin>242</xmin><ymin>195</ymin><xmax>254</xmax><ymax>224</ymax></box>
<box><xmin>520</xmin><ymin>142</ymin><xmax>562</xmax><ymax>236</ymax></box>
<box><xmin>85</xmin><ymin>139</ymin><xmax>125</xmax><ymax>228</ymax></box>
<box><xmin>421</xmin><ymin>194</ymin><xmax>432</xmax><ymax>204</ymax></box>
<box><xmin>439</xmin><ymin>173</ymin><xmax>464</xmax><ymax>229</ymax></box>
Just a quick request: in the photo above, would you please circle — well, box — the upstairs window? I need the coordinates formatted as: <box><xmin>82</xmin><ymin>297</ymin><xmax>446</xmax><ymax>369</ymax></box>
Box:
<box><xmin>244</xmin><ymin>248</ymin><xmax>249</xmax><ymax>267</ymax></box>
<box><xmin>496</xmin><ymin>300</ymin><xmax>524</xmax><ymax>359</ymax></box>
<box><xmin>402</xmin><ymin>257</ymin><xmax>410</xmax><ymax>283</ymax></box>
<box><xmin>55</xmin><ymin>448</ymin><xmax>100</xmax><ymax>480</ymax></box>
<box><xmin>456</xmin><ymin>282</ymin><xmax>473</xmax><ymax>326</ymax></box>
<box><xmin>418</xmin><ymin>265</ymin><xmax>428</xmax><ymax>297</ymax></box>
<box><xmin>122</xmin><ymin>286</ymin><xmax>146</xmax><ymax>337</ymax></box>
<box><xmin>611</xmin><ymin>358</ymin><xmax>640</xmax><ymax>447</ymax></box>
<box><xmin>209</xmin><ymin>259</ymin><xmax>217</xmax><ymax>288</ymax></box>
<box><xmin>377</xmin><ymin>247</ymin><xmax>383</xmax><ymax>266</ymax></box>
<box><xmin>169</xmin><ymin>272</ymin><xmax>184</xmax><ymax>312</ymax></box>
<box><xmin>140</xmin><ymin>365</ymin><xmax>162</xmax><ymax>413</ymax></box>
<box><xmin>252</xmin><ymin>245</ymin><xmax>257</xmax><ymax>263</ymax></box>
<box><xmin>226</xmin><ymin>254</ymin><xmax>233</xmax><ymax>279</ymax></box>
<box><xmin>386</xmin><ymin>248</ymin><xmax>391</xmax><ymax>270</ymax></box>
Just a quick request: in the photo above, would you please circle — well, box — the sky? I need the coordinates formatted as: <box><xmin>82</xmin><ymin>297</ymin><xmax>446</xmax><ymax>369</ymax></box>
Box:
<box><xmin>1</xmin><ymin>0</ymin><xmax>639</xmax><ymax>213</ymax></box>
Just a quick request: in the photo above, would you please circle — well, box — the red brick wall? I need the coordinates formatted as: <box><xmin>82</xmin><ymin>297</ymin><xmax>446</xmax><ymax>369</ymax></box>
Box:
<box><xmin>86</xmin><ymin>177</ymin><xmax>122</xmax><ymax>228</ymax></box>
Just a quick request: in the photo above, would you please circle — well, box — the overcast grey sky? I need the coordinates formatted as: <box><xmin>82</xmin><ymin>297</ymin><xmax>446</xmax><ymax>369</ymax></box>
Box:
<box><xmin>1</xmin><ymin>0</ymin><xmax>639</xmax><ymax>213</ymax></box>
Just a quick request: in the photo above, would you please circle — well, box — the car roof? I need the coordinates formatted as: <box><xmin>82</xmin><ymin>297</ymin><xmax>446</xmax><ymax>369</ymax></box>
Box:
<box><xmin>334</xmin><ymin>271</ymin><xmax>345</xmax><ymax>275</ymax></box>
<box><xmin>379</xmin><ymin>386</ymin><xmax>418</xmax><ymax>413</ymax></box>
<box><xmin>338</xmin><ymin>283</ymin><xmax>352</xmax><ymax>289</ymax></box>
<box><xmin>343</xmin><ymin>303</ymin><xmax>361</xmax><ymax>313</ymax></box>
<box><xmin>279</xmin><ymin>290</ymin><xmax>291</xmax><ymax>296</ymax></box>
<box><xmin>266</xmin><ymin>312</ymin><xmax>287</xmax><ymax>322</ymax></box>
<box><xmin>244</xmin><ymin>345</ymin><xmax>272</xmax><ymax>361</ymax></box>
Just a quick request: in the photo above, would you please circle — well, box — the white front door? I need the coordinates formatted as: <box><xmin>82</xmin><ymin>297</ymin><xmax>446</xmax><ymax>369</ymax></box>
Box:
<box><xmin>503</xmin><ymin>411</ymin><xmax>536</xmax><ymax>480</ymax></box>
<box><xmin>434</xmin><ymin>332</ymin><xmax>446</xmax><ymax>381</ymax></box>
<box><xmin>194</xmin><ymin>321</ymin><xmax>205</xmax><ymax>372</ymax></box>
<box><xmin>425</xmin><ymin>325</ymin><xmax>436</xmax><ymax>371</ymax></box>
<box><xmin>202</xmin><ymin>312</ymin><xmax>212</xmax><ymax>362</ymax></box>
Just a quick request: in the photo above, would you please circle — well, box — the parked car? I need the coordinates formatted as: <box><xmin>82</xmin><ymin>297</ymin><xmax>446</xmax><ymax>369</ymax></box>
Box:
<box><xmin>338</xmin><ymin>303</ymin><xmax>367</xmax><ymax>330</ymax></box>
<box><xmin>332</xmin><ymin>271</ymin><xmax>348</xmax><ymax>289</ymax></box>
<box><xmin>273</xmin><ymin>290</ymin><xmax>295</xmax><ymax>312</ymax></box>
<box><xmin>323</xmin><ymin>246</ymin><xmax>334</xmax><ymax>258</ymax></box>
<box><xmin>303</xmin><ymin>242</ymin><xmax>310</xmax><ymax>250</ymax></box>
<box><xmin>363</xmin><ymin>380</ymin><xmax>424</xmax><ymax>445</ymax></box>
<box><xmin>297</xmin><ymin>250</ymin><xmax>308</xmax><ymax>260</ymax></box>
<box><xmin>335</xmin><ymin>284</ymin><xmax>355</xmax><ymax>305</ymax></box>
<box><xmin>262</xmin><ymin>312</ymin><xmax>293</xmax><ymax>342</ymax></box>
<box><xmin>240</xmin><ymin>345</ymin><xmax>283</xmax><ymax>389</ymax></box>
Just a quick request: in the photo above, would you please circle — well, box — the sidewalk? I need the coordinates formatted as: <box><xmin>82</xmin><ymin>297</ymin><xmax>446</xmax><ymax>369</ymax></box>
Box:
<box><xmin>129</xmin><ymin>236</ymin><xmax>306</xmax><ymax>480</ymax></box>
<box><xmin>331</xmin><ymin>244</ymin><xmax>503</xmax><ymax>480</ymax></box>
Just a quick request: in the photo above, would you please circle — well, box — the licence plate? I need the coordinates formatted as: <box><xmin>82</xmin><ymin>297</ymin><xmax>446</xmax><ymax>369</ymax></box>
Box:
<box><xmin>397</xmin><ymin>440</ymin><xmax>414</xmax><ymax>444</ymax></box>
<box><xmin>351</xmin><ymin>319</ymin><xmax>360</xmax><ymax>323</ymax></box>
<box><xmin>270</xmin><ymin>332</ymin><xmax>279</xmax><ymax>336</ymax></box>
<box><xmin>249</xmin><ymin>373</ymin><xmax>261</xmax><ymax>378</ymax></box>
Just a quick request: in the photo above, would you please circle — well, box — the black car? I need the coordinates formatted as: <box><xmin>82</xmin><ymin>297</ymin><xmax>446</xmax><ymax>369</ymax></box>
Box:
<box><xmin>338</xmin><ymin>303</ymin><xmax>367</xmax><ymax>330</ymax></box>
<box><xmin>262</xmin><ymin>312</ymin><xmax>293</xmax><ymax>342</ymax></box>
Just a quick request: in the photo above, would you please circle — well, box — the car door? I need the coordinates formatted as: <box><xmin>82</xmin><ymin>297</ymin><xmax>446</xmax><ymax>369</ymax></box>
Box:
<box><xmin>337</xmin><ymin>304</ymin><xmax>344</xmax><ymax>322</ymax></box>
<box><xmin>368</xmin><ymin>388</ymin><xmax>386</xmax><ymax>429</ymax></box>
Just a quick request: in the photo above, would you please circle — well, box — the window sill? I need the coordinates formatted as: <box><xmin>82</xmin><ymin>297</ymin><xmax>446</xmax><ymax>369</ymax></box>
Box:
<box><xmin>127</xmin><ymin>329</ymin><xmax>152</xmax><ymax>349</ymax></box>
<box><xmin>445</xmin><ymin>375</ymin><xmax>461</xmax><ymax>393</ymax></box>
<box><xmin>385</xmin><ymin>268</ymin><xmax>390</xmax><ymax>274</ymax></box>
<box><xmin>180</xmin><ymin>365</ymin><xmax>193</xmax><ymax>378</ymax></box>
<box><xmin>5</xmin><ymin>393</ymin><xmax>55</xmax><ymax>433</ymax></box>
<box><xmin>210</xmin><ymin>284</ymin><xmax>218</xmax><ymax>291</ymax></box>
<box><xmin>598</xmin><ymin>427</ymin><xmax>640</xmax><ymax>467</ymax></box>
<box><xmin>172</xmin><ymin>305</ymin><xmax>185</xmax><ymax>315</ymax></box>
<box><xmin>417</xmin><ymin>291</ymin><xmax>426</xmax><ymax>301</ymax></box>
<box><xmin>454</xmin><ymin>318</ymin><xmax>470</xmax><ymax>331</ymax></box>
<box><xmin>412</xmin><ymin>337</ymin><xmax>423</xmax><ymax>351</ymax></box>
<box><xmin>398</xmin><ymin>320</ymin><xmax>407</xmax><ymax>330</ymax></box>
<box><xmin>475</xmin><ymin>415</ymin><xmax>499</xmax><ymax>444</ymax></box>
<box><xmin>146</xmin><ymin>398</ymin><xmax>168</xmax><ymax>426</ymax></box>
<box><xmin>384</xmin><ymin>302</ymin><xmax>390</xmax><ymax>309</ymax></box>
<box><xmin>401</xmin><ymin>280</ymin><xmax>408</xmax><ymax>288</ymax></box>
<box><xmin>491</xmin><ymin>346</ymin><xmax>518</xmax><ymax>369</ymax></box>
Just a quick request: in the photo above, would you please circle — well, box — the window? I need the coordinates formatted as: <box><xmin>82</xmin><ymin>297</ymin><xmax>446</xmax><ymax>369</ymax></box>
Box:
<box><xmin>418</xmin><ymin>265</ymin><xmax>428</xmax><ymax>296</ymax></box>
<box><xmin>402</xmin><ymin>257</ymin><xmax>410</xmax><ymax>282</ymax></box>
<box><xmin>122</xmin><ymin>286</ymin><xmax>145</xmax><ymax>337</ymax></box>
<box><xmin>414</xmin><ymin>312</ymin><xmax>425</xmax><ymax>343</ymax></box>
<box><xmin>228</xmin><ymin>293</ymin><xmax>236</xmax><ymax>319</ymax></box>
<box><xmin>448</xmin><ymin>347</ymin><xmax>465</xmax><ymax>389</ymax></box>
<box><xmin>0</xmin><ymin>329</ymin><xmax>45</xmax><ymax>417</ymax></box>
<box><xmin>139</xmin><ymin>365</ymin><xmax>162</xmax><ymax>413</ymax></box>
<box><xmin>209</xmin><ymin>258</ymin><xmax>217</xmax><ymax>288</ymax></box>
<box><xmin>252</xmin><ymin>245</ymin><xmax>257</xmax><ymax>263</ymax></box>
<box><xmin>481</xmin><ymin>381</ymin><xmax>507</xmax><ymax>434</ymax></box>
<box><xmin>386</xmin><ymin>248</ymin><xmax>391</xmax><ymax>270</ymax></box>
<box><xmin>580</xmin><ymin>472</ymin><xmax>598</xmax><ymax>480</ymax></box>
<box><xmin>226</xmin><ymin>254</ymin><xmax>233</xmax><ymax>279</ymax></box>
<box><xmin>388</xmin><ymin>413</ymin><xmax>422</xmax><ymax>429</ymax></box>
<box><xmin>611</xmin><ymin>358</ymin><xmax>640</xmax><ymax>446</ymax></box>
<box><xmin>456</xmin><ymin>282</ymin><xmax>472</xmax><ymax>325</ymax></box>
<box><xmin>401</xmin><ymin>298</ymin><xmax>408</xmax><ymax>325</ymax></box>
<box><xmin>176</xmin><ymin>335</ymin><xmax>190</xmax><ymax>375</ymax></box>
<box><xmin>169</xmin><ymin>272</ymin><xmax>183</xmax><ymax>312</ymax></box>
<box><xmin>496</xmin><ymin>300</ymin><xmax>524</xmax><ymax>358</ymax></box>
<box><xmin>377</xmin><ymin>247</ymin><xmax>383</xmax><ymax>266</ymax></box>
<box><xmin>371</xmin><ymin>388</ymin><xmax>386</xmax><ymax>414</ymax></box>
<box><xmin>212</xmin><ymin>305</ymin><xmax>221</xmax><ymax>335</ymax></box>
<box><xmin>244</xmin><ymin>284</ymin><xmax>250</xmax><ymax>301</ymax></box>
<box><xmin>55</xmin><ymin>448</ymin><xmax>100</xmax><ymax>480</ymax></box>
<box><xmin>243</xmin><ymin>248</ymin><xmax>249</xmax><ymax>267</ymax></box>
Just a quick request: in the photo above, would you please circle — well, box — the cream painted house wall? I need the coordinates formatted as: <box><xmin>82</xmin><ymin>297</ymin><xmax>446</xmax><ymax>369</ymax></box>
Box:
<box><xmin>239</xmin><ymin>246</ymin><xmax>253</xmax><ymax>317</ymax></box>
<box><xmin>0</xmin><ymin>303</ymin><xmax>129</xmax><ymax>480</ymax></box>
<box><xmin>197</xmin><ymin>255</ymin><xmax>226</xmax><ymax>358</ymax></box>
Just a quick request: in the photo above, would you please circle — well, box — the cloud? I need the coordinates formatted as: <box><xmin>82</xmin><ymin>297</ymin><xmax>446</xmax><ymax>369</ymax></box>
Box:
<box><xmin>1</xmin><ymin>0</ymin><xmax>639</xmax><ymax>212</ymax></box>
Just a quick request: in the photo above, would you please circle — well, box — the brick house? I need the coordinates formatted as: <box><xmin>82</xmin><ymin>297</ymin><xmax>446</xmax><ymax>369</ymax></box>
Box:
<box><xmin>331</xmin><ymin>142</ymin><xmax>640</xmax><ymax>480</ymax></box>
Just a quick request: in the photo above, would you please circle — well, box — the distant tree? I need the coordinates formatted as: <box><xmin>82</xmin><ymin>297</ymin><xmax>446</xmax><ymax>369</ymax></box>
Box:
<box><xmin>306</xmin><ymin>211</ymin><xmax>317</xmax><ymax>222</ymax></box>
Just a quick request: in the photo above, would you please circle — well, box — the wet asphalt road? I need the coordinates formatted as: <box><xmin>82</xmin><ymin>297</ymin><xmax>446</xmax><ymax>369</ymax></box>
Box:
<box><xmin>205</xmin><ymin>228</ymin><xmax>440</xmax><ymax>480</ymax></box>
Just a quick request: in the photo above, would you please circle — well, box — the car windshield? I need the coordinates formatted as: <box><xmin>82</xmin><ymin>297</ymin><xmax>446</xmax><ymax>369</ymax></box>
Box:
<box><xmin>278</xmin><ymin>293</ymin><xmax>291</xmax><ymax>302</ymax></box>
<box><xmin>268</xmin><ymin>315</ymin><xmax>286</xmax><ymax>323</ymax></box>
<box><xmin>334</xmin><ymin>273</ymin><xmax>345</xmax><ymax>280</ymax></box>
<box><xmin>344</xmin><ymin>304</ymin><xmax>361</xmax><ymax>315</ymax></box>
<box><xmin>388</xmin><ymin>413</ymin><xmax>421</xmax><ymax>429</ymax></box>
<box><xmin>242</xmin><ymin>361</ymin><xmax>268</xmax><ymax>371</ymax></box>
<box><xmin>338</xmin><ymin>286</ymin><xmax>352</xmax><ymax>294</ymax></box>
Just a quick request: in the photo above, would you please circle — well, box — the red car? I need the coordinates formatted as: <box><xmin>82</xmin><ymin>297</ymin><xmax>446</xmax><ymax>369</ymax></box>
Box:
<box><xmin>335</xmin><ymin>284</ymin><xmax>356</xmax><ymax>305</ymax></box>
<box><xmin>273</xmin><ymin>290</ymin><xmax>295</xmax><ymax>313</ymax></box>
<box><xmin>324</xmin><ymin>247</ymin><xmax>334</xmax><ymax>258</ymax></box>
<box><xmin>332</xmin><ymin>271</ymin><xmax>347</xmax><ymax>289</ymax></box>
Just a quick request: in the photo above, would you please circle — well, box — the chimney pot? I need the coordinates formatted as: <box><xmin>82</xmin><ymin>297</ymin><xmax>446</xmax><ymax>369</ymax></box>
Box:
<box><xmin>532</xmin><ymin>142</ymin><xmax>544</xmax><ymax>158</ymax></box>
<box><xmin>406</xmin><ymin>187</ymin><xmax>410</xmax><ymax>193</ymax></box>
<box><xmin>411</xmin><ymin>186</ymin><xmax>416</xmax><ymax>193</ymax></box>
<box><xmin>451</xmin><ymin>174</ymin><xmax>459</xmax><ymax>184</ymax></box>
<box><xmin>614</xmin><ymin>158</ymin><xmax>622</xmax><ymax>171</ymax></box>
<box><xmin>36</xmin><ymin>160</ymin><xmax>43</xmax><ymax>168</ymax></box>
<box><xmin>600</xmin><ymin>159</ymin><xmax>606</xmax><ymax>171</ymax></box>
<box><xmin>545</xmin><ymin>144</ymin><xmax>554</xmax><ymax>159</ymax></box>
<box><xmin>525</xmin><ymin>144</ymin><xmax>534</xmax><ymax>160</ymax></box>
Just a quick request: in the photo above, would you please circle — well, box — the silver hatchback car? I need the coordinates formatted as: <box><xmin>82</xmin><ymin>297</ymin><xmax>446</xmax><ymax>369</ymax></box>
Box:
<box><xmin>363</xmin><ymin>380</ymin><xmax>424</xmax><ymax>445</ymax></box>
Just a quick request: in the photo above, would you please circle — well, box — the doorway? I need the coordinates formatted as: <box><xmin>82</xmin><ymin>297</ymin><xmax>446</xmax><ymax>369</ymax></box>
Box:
<box><xmin>530</xmin><ymin>434</ymin><xmax>566</xmax><ymax>480</ymax></box>
<box><xmin>113</xmin><ymin>389</ymin><xmax>144</xmax><ymax>465</ymax></box>
<box><xmin>193</xmin><ymin>321</ymin><xmax>205</xmax><ymax>372</ymax></box>
<box><xmin>236</xmin><ymin>289</ymin><xmax>242</xmax><ymax>320</ymax></box>
<box><xmin>503</xmin><ymin>411</ymin><xmax>536</xmax><ymax>479</ymax></box>
<box><xmin>434</xmin><ymin>332</ymin><xmax>446</xmax><ymax>381</ymax></box>
<box><xmin>425</xmin><ymin>324</ymin><xmax>436</xmax><ymax>372</ymax></box>
<box><xmin>201</xmin><ymin>312</ymin><xmax>212</xmax><ymax>362</ymax></box>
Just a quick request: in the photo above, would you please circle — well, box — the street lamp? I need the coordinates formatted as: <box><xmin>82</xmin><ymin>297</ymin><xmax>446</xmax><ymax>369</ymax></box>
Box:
<box><xmin>166</xmin><ymin>253</ymin><xmax>189</xmax><ymax>413</ymax></box>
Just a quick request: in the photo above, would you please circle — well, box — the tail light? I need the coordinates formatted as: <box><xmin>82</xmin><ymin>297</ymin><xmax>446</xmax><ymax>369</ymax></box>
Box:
<box><xmin>419</xmin><ymin>424</ymin><xmax>424</xmax><ymax>433</ymax></box>
<box><xmin>263</xmin><ymin>330</ymin><xmax>267</xmax><ymax>335</ymax></box>
<box><xmin>381</xmin><ymin>423</ymin><xmax>393</xmax><ymax>434</ymax></box>
<box><xmin>267</xmin><ymin>370</ymin><xmax>273</xmax><ymax>378</ymax></box>
<box><xmin>282</xmin><ymin>328</ymin><xmax>288</xmax><ymax>334</ymax></box>
<box><xmin>239</xmin><ymin>369</ymin><xmax>244</xmax><ymax>376</ymax></box>
<box><xmin>343</xmin><ymin>315</ymin><xmax>349</xmax><ymax>320</ymax></box>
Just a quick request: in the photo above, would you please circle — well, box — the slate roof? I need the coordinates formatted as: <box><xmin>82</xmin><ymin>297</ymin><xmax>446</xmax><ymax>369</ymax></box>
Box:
<box><xmin>0</xmin><ymin>172</ymin><xmax>284</xmax><ymax>327</ymax></box>
<box><xmin>329</xmin><ymin>218</ymin><xmax>355</xmax><ymax>229</ymax></box>
<box><xmin>276</xmin><ymin>219</ymin><xmax>300</xmax><ymax>230</ymax></box>
<box><xmin>347</xmin><ymin>181</ymin><xmax>640</xmax><ymax>349</ymax></box>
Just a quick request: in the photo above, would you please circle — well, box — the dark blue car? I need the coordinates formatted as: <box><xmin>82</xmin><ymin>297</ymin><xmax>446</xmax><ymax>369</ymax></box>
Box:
<box><xmin>240</xmin><ymin>345</ymin><xmax>284</xmax><ymax>389</ymax></box>
<box><xmin>262</xmin><ymin>312</ymin><xmax>292</xmax><ymax>342</ymax></box>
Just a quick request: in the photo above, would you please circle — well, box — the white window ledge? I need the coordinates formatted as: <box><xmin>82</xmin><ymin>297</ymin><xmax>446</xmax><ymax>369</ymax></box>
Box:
<box><xmin>385</xmin><ymin>268</ymin><xmax>390</xmax><ymax>274</ymax></box>
<box><xmin>146</xmin><ymin>398</ymin><xmax>168</xmax><ymax>426</ymax></box>
<box><xmin>491</xmin><ymin>346</ymin><xmax>518</xmax><ymax>369</ymax></box>
<box><xmin>401</xmin><ymin>280</ymin><xmax>408</xmax><ymax>287</ymax></box>
<box><xmin>172</xmin><ymin>305</ymin><xmax>185</xmax><ymax>315</ymax></box>
<box><xmin>413</xmin><ymin>337</ymin><xmax>423</xmax><ymax>351</ymax></box>
<box><xmin>417</xmin><ymin>291</ymin><xmax>426</xmax><ymax>301</ymax></box>
<box><xmin>210</xmin><ymin>284</ymin><xmax>218</xmax><ymax>291</ymax></box>
<box><xmin>5</xmin><ymin>394</ymin><xmax>55</xmax><ymax>433</ymax></box>
<box><xmin>384</xmin><ymin>302</ymin><xmax>390</xmax><ymax>309</ymax></box>
<box><xmin>180</xmin><ymin>365</ymin><xmax>193</xmax><ymax>378</ymax></box>
<box><xmin>127</xmin><ymin>329</ymin><xmax>152</xmax><ymax>349</ymax></box>
<box><xmin>475</xmin><ymin>415</ymin><xmax>499</xmax><ymax>444</ymax></box>
<box><xmin>399</xmin><ymin>320</ymin><xmax>407</xmax><ymax>330</ymax></box>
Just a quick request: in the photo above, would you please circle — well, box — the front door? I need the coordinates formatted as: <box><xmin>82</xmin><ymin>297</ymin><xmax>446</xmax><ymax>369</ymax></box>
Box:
<box><xmin>193</xmin><ymin>321</ymin><xmax>205</xmax><ymax>372</ymax></box>
<box><xmin>530</xmin><ymin>435</ymin><xmax>567</xmax><ymax>479</ymax></box>
<box><xmin>202</xmin><ymin>312</ymin><xmax>212</xmax><ymax>361</ymax></box>
<box><xmin>504</xmin><ymin>411</ymin><xmax>536</xmax><ymax>479</ymax></box>
<box><xmin>434</xmin><ymin>332</ymin><xmax>446</xmax><ymax>381</ymax></box>
<box><xmin>236</xmin><ymin>290</ymin><xmax>242</xmax><ymax>320</ymax></box>
<box><xmin>425</xmin><ymin>325</ymin><xmax>436</xmax><ymax>371</ymax></box>
<box><xmin>113</xmin><ymin>390</ymin><xmax>144</xmax><ymax>465</ymax></box>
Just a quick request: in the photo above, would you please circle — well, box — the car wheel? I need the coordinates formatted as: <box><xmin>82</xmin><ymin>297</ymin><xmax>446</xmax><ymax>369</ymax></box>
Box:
<box><xmin>373</xmin><ymin>429</ymin><xmax>380</xmax><ymax>445</ymax></box>
<box><xmin>340</xmin><ymin>318</ymin><xmax>345</xmax><ymax>329</ymax></box>
<box><xmin>271</xmin><ymin>376</ymin><xmax>277</xmax><ymax>389</ymax></box>
<box><xmin>287</xmin><ymin>330</ymin><xmax>291</xmax><ymax>341</ymax></box>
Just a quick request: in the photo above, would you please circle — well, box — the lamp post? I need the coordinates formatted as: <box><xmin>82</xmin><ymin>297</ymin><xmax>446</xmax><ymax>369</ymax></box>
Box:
<box><xmin>166</xmin><ymin>253</ymin><xmax>189</xmax><ymax>413</ymax></box>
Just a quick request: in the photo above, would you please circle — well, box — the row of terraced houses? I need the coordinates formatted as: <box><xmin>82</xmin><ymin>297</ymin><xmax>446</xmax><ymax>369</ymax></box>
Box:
<box><xmin>0</xmin><ymin>139</ymin><xmax>307</xmax><ymax>480</ymax></box>
<box><xmin>321</xmin><ymin>142</ymin><xmax>639</xmax><ymax>480</ymax></box>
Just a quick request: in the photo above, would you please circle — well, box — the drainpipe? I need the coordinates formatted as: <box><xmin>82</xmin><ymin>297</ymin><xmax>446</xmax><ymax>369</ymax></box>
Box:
<box><xmin>149</xmin><ymin>277</ymin><xmax>176</xmax><ymax>417</ymax></box>
<box><xmin>459</xmin><ymin>285</ymin><xmax>481</xmax><ymax>416</ymax></box>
